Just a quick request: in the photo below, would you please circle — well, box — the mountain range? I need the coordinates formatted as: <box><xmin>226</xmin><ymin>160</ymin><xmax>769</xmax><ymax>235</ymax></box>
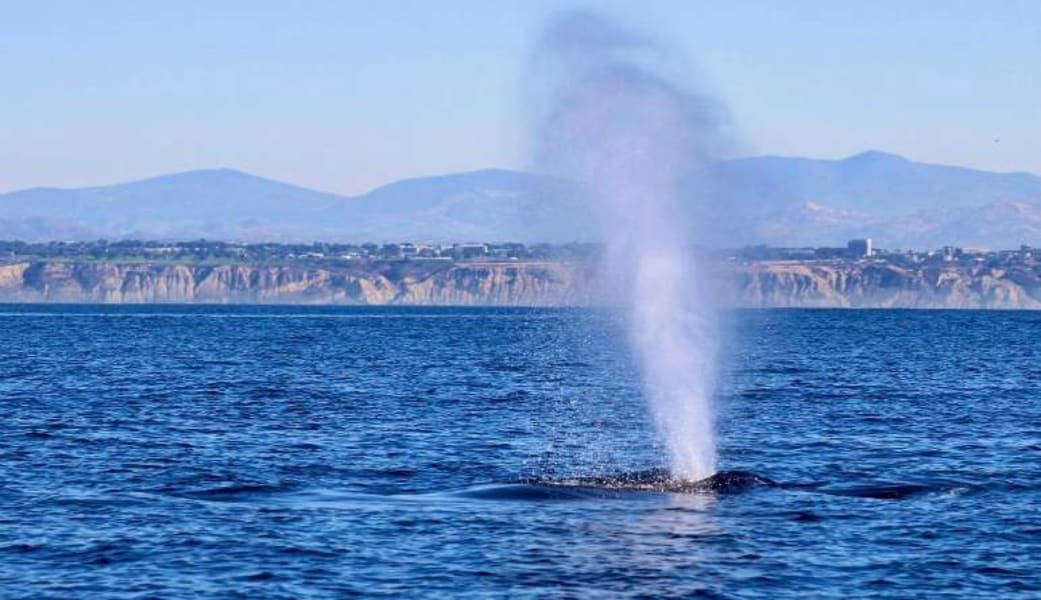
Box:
<box><xmin>3</xmin><ymin>151</ymin><xmax>1040</xmax><ymax>249</ymax></box>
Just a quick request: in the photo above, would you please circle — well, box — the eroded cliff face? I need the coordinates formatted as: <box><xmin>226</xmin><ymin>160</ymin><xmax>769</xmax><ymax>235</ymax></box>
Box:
<box><xmin>2</xmin><ymin>259</ymin><xmax>1041</xmax><ymax>308</ymax></box>
<box><xmin>0</xmin><ymin>261</ymin><xmax>598</xmax><ymax>306</ymax></box>
<box><xmin>727</xmin><ymin>261</ymin><xmax>1041</xmax><ymax>309</ymax></box>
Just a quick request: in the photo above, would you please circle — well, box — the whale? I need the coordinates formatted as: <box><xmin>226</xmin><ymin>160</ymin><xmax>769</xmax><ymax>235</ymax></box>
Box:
<box><xmin>540</xmin><ymin>469</ymin><xmax>777</xmax><ymax>494</ymax></box>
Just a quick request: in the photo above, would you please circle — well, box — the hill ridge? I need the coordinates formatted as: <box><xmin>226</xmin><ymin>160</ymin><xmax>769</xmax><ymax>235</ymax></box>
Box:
<box><xmin>3</xmin><ymin>152</ymin><xmax>1041</xmax><ymax>248</ymax></box>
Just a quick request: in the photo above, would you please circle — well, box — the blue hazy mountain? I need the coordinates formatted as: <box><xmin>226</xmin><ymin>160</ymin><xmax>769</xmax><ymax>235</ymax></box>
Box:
<box><xmin>331</xmin><ymin>169</ymin><xmax>581</xmax><ymax>242</ymax></box>
<box><xmin>715</xmin><ymin>150</ymin><xmax>1041</xmax><ymax>216</ymax></box>
<box><xmin>0</xmin><ymin>169</ymin><xmax>348</xmax><ymax>241</ymax></box>
<box><xmin>2</xmin><ymin>152</ymin><xmax>1040</xmax><ymax>248</ymax></box>
<box><xmin>704</xmin><ymin>151</ymin><xmax>1041</xmax><ymax>248</ymax></box>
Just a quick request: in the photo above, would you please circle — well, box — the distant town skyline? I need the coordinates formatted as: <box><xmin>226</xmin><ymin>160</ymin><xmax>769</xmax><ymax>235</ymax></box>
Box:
<box><xmin>3</xmin><ymin>1</ymin><xmax>1039</xmax><ymax>195</ymax></box>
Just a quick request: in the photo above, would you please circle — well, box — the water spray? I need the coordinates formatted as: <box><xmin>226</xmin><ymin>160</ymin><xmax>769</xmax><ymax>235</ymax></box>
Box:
<box><xmin>531</xmin><ymin>11</ymin><xmax>729</xmax><ymax>480</ymax></box>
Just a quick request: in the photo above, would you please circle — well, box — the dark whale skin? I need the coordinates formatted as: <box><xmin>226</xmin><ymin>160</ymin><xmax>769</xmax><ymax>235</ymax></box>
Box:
<box><xmin>541</xmin><ymin>469</ymin><xmax>777</xmax><ymax>494</ymax></box>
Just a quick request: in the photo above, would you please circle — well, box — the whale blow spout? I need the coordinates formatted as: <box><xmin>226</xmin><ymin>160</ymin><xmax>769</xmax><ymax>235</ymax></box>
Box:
<box><xmin>530</xmin><ymin>11</ymin><xmax>730</xmax><ymax>480</ymax></box>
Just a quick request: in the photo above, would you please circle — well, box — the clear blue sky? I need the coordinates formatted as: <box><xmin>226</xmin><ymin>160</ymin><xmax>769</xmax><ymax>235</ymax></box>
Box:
<box><xmin>2</xmin><ymin>1</ymin><xmax>1038</xmax><ymax>194</ymax></box>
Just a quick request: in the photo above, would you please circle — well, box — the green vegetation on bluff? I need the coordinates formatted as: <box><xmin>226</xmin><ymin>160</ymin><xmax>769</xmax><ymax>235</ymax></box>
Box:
<box><xmin>4</xmin><ymin>239</ymin><xmax>1040</xmax><ymax>274</ymax></box>
<box><xmin>0</xmin><ymin>240</ymin><xmax>601</xmax><ymax>266</ymax></box>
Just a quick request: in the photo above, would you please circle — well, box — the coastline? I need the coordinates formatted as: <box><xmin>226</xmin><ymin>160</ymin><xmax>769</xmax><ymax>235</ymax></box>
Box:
<box><xmin>2</xmin><ymin>258</ymin><xmax>1041</xmax><ymax>309</ymax></box>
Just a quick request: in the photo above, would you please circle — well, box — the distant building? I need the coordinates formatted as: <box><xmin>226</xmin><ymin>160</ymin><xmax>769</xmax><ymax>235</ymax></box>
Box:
<box><xmin>847</xmin><ymin>238</ymin><xmax>873</xmax><ymax>258</ymax></box>
<box><xmin>451</xmin><ymin>244</ymin><xmax>489</xmax><ymax>260</ymax></box>
<box><xmin>488</xmin><ymin>243</ymin><xmax>526</xmax><ymax>260</ymax></box>
<box><xmin>415</xmin><ymin>245</ymin><xmax>441</xmax><ymax>259</ymax></box>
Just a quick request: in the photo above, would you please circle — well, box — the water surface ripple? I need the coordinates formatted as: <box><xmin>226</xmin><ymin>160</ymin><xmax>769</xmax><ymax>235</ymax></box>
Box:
<box><xmin>2</xmin><ymin>305</ymin><xmax>1040</xmax><ymax>598</ymax></box>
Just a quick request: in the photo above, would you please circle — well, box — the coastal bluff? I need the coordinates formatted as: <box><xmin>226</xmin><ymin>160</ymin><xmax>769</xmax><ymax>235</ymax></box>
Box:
<box><xmin>1</xmin><ymin>259</ymin><xmax>1040</xmax><ymax>308</ymax></box>
<box><xmin>0</xmin><ymin>261</ymin><xmax>598</xmax><ymax>306</ymax></box>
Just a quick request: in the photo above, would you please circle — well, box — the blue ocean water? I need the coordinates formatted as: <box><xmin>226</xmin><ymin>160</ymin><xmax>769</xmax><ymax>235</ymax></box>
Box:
<box><xmin>1</xmin><ymin>305</ymin><xmax>1040</xmax><ymax>598</ymax></box>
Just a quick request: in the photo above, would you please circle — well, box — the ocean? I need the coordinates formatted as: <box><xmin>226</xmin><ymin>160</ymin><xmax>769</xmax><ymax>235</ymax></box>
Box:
<box><xmin>2</xmin><ymin>305</ymin><xmax>1039</xmax><ymax>598</ymax></box>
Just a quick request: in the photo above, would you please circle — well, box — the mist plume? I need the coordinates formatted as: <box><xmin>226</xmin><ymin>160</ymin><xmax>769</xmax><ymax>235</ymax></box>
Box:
<box><xmin>529</xmin><ymin>10</ymin><xmax>732</xmax><ymax>479</ymax></box>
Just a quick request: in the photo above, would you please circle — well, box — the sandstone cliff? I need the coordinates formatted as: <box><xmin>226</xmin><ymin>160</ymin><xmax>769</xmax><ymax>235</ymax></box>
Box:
<box><xmin>2</xmin><ymin>259</ymin><xmax>1040</xmax><ymax>308</ymax></box>
<box><xmin>727</xmin><ymin>261</ymin><xmax>1041</xmax><ymax>309</ymax></box>
<box><xmin>0</xmin><ymin>261</ymin><xmax>598</xmax><ymax>306</ymax></box>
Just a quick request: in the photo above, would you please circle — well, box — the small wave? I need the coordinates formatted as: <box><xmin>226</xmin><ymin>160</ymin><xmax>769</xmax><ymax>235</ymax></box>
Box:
<box><xmin>820</xmin><ymin>483</ymin><xmax>933</xmax><ymax>500</ymax></box>
<box><xmin>23</xmin><ymin>431</ymin><xmax>53</xmax><ymax>439</ymax></box>
<box><xmin>814</xmin><ymin>478</ymin><xmax>983</xmax><ymax>500</ymax></box>
<box><xmin>175</xmin><ymin>483</ymin><xmax>298</xmax><ymax>501</ymax></box>
<box><xmin>439</xmin><ymin>483</ymin><xmax>603</xmax><ymax>502</ymax></box>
